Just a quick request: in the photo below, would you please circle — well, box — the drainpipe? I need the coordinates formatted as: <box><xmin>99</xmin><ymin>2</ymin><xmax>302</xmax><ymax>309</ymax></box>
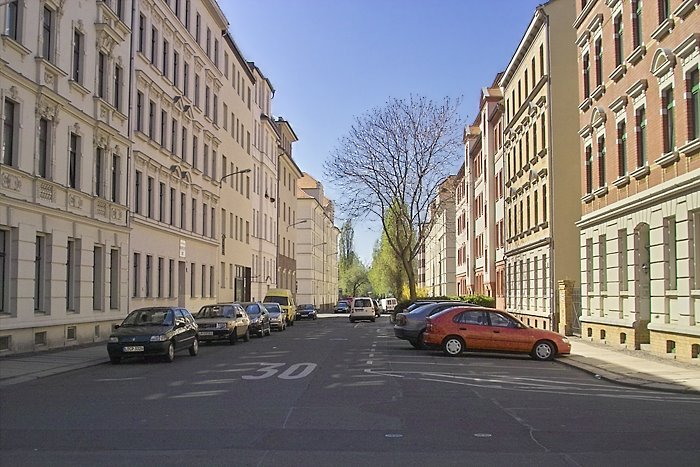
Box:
<box><xmin>124</xmin><ymin>0</ymin><xmax>138</xmax><ymax>305</ymax></box>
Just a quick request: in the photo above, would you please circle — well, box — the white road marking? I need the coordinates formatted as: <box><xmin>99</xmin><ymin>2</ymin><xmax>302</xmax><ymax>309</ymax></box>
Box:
<box><xmin>95</xmin><ymin>377</ymin><xmax>145</xmax><ymax>382</ymax></box>
<box><xmin>144</xmin><ymin>393</ymin><xmax>165</xmax><ymax>400</ymax></box>
<box><xmin>171</xmin><ymin>390</ymin><xmax>228</xmax><ymax>398</ymax></box>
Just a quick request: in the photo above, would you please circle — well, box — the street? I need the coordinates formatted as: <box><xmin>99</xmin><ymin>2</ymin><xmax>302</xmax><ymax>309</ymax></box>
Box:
<box><xmin>1</xmin><ymin>315</ymin><xmax>699</xmax><ymax>466</ymax></box>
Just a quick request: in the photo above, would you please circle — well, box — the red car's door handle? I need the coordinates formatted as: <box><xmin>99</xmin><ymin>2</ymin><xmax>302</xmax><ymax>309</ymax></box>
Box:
<box><xmin>459</xmin><ymin>328</ymin><xmax>467</xmax><ymax>330</ymax></box>
<box><xmin>493</xmin><ymin>330</ymin><xmax>500</xmax><ymax>333</ymax></box>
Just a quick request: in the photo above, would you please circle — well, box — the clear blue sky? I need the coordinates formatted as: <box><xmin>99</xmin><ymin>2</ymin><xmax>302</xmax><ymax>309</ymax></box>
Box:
<box><xmin>220</xmin><ymin>0</ymin><xmax>544</xmax><ymax>264</ymax></box>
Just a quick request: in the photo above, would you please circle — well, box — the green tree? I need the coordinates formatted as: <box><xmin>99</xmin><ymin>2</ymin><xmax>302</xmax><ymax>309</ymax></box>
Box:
<box><xmin>369</xmin><ymin>206</ymin><xmax>409</xmax><ymax>299</ymax></box>
<box><xmin>340</xmin><ymin>259</ymin><xmax>370</xmax><ymax>297</ymax></box>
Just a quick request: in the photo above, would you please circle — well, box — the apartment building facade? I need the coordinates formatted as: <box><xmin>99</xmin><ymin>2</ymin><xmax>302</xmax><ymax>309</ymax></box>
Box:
<box><xmin>275</xmin><ymin>117</ymin><xmax>303</xmax><ymax>293</ymax></box>
<box><xmin>575</xmin><ymin>0</ymin><xmax>700</xmax><ymax>361</ymax></box>
<box><xmin>464</xmin><ymin>79</ymin><xmax>505</xmax><ymax>304</ymax></box>
<box><xmin>0</xmin><ymin>0</ymin><xmax>131</xmax><ymax>353</ymax></box>
<box><xmin>296</xmin><ymin>174</ymin><xmax>339</xmax><ymax>311</ymax></box>
<box><xmin>501</xmin><ymin>0</ymin><xmax>580</xmax><ymax>330</ymax></box>
<box><xmin>455</xmin><ymin>164</ymin><xmax>468</xmax><ymax>295</ymax></box>
<box><xmin>424</xmin><ymin>176</ymin><xmax>457</xmax><ymax>297</ymax></box>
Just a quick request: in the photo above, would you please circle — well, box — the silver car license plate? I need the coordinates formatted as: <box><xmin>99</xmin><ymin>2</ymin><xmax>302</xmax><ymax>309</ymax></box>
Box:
<box><xmin>123</xmin><ymin>345</ymin><xmax>144</xmax><ymax>352</ymax></box>
<box><xmin>199</xmin><ymin>331</ymin><xmax>213</xmax><ymax>336</ymax></box>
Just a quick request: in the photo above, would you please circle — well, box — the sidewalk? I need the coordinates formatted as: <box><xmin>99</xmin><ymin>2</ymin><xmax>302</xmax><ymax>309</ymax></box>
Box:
<box><xmin>562</xmin><ymin>337</ymin><xmax>700</xmax><ymax>394</ymax></box>
<box><xmin>1</xmin><ymin>337</ymin><xmax>699</xmax><ymax>394</ymax></box>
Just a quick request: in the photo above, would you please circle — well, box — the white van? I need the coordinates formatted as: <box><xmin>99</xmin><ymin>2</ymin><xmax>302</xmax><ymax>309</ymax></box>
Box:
<box><xmin>350</xmin><ymin>297</ymin><xmax>376</xmax><ymax>323</ymax></box>
<box><xmin>381</xmin><ymin>298</ymin><xmax>397</xmax><ymax>313</ymax></box>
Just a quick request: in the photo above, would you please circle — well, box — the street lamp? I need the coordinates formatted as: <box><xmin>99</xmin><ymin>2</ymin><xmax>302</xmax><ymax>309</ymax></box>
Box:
<box><xmin>286</xmin><ymin>218</ymin><xmax>308</xmax><ymax>231</ymax></box>
<box><xmin>219</xmin><ymin>168</ymin><xmax>251</xmax><ymax>186</ymax></box>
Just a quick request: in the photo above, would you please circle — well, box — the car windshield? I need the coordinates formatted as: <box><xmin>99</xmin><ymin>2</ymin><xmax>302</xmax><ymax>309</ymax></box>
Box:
<box><xmin>196</xmin><ymin>305</ymin><xmax>235</xmax><ymax>319</ymax></box>
<box><xmin>337</xmin><ymin>302</ymin><xmax>348</xmax><ymax>308</ymax></box>
<box><xmin>299</xmin><ymin>304</ymin><xmax>314</xmax><ymax>310</ymax></box>
<box><xmin>245</xmin><ymin>304</ymin><xmax>260</xmax><ymax>315</ymax></box>
<box><xmin>122</xmin><ymin>309</ymin><xmax>174</xmax><ymax>326</ymax></box>
<box><xmin>264</xmin><ymin>303</ymin><xmax>282</xmax><ymax>313</ymax></box>
<box><xmin>265</xmin><ymin>296</ymin><xmax>288</xmax><ymax>306</ymax></box>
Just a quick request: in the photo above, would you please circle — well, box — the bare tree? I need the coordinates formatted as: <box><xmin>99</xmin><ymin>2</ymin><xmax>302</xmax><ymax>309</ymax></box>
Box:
<box><xmin>324</xmin><ymin>95</ymin><xmax>464</xmax><ymax>300</ymax></box>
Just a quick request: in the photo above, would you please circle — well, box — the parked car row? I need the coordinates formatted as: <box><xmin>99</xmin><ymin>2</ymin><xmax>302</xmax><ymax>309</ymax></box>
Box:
<box><xmin>393</xmin><ymin>302</ymin><xmax>571</xmax><ymax>361</ymax></box>
<box><xmin>107</xmin><ymin>300</ymin><xmax>314</xmax><ymax>364</ymax></box>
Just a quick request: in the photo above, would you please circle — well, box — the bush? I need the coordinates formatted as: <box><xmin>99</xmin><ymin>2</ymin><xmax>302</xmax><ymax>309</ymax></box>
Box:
<box><xmin>394</xmin><ymin>294</ymin><xmax>495</xmax><ymax>315</ymax></box>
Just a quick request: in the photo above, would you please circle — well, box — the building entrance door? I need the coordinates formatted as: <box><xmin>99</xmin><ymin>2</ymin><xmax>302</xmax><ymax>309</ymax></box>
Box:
<box><xmin>633</xmin><ymin>223</ymin><xmax>651</xmax><ymax>347</ymax></box>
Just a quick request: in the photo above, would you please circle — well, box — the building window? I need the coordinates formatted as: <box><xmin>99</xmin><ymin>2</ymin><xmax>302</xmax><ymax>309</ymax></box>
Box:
<box><xmin>162</xmin><ymin>40</ymin><xmax>169</xmax><ymax>76</ymax></box>
<box><xmin>95</xmin><ymin>147</ymin><xmax>104</xmax><ymax>197</ymax></box>
<box><xmin>93</xmin><ymin>245</ymin><xmax>104</xmax><ymax>310</ymax></box>
<box><xmin>110</xmin><ymin>248</ymin><xmax>119</xmax><ymax>310</ymax></box>
<box><xmin>190</xmin><ymin>262</ymin><xmax>196</xmax><ymax>297</ymax></box>
<box><xmin>201</xmin><ymin>264</ymin><xmax>206</xmax><ymax>297</ymax></box>
<box><xmin>114</xmin><ymin>64</ymin><xmax>123</xmax><ymax>110</ymax></box>
<box><xmin>137</xmin><ymin>14</ymin><xmax>146</xmax><ymax>52</ymax></box>
<box><xmin>136</xmin><ymin>91</ymin><xmax>144</xmax><ymax>132</ymax></box>
<box><xmin>160</xmin><ymin>110</ymin><xmax>167</xmax><ymax>147</ymax></box>
<box><xmin>69</xmin><ymin>133</ymin><xmax>80</xmax><ymax>189</ymax></box>
<box><xmin>617</xmin><ymin>120</ymin><xmax>627</xmax><ymax>177</ymax></box>
<box><xmin>586</xmin><ymin>238</ymin><xmax>594</xmax><ymax>293</ymax></box>
<box><xmin>582</xmin><ymin>53</ymin><xmax>590</xmax><ymax>98</ymax></box>
<box><xmin>169</xmin><ymin>259</ymin><xmax>175</xmax><ymax>298</ymax></box>
<box><xmin>145</xmin><ymin>255</ymin><xmax>152</xmax><ymax>297</ymax></box>
<box><xmin>173</xmin><ymin>51</ymin><xmax>179</xmax><ymax>87</ymax></box>
<box><xmin>38</xmin><ymin>118</ymin><xmax>50</xmax><ymax>178</ymax></box>
<box><xmin>134</xmin><ymin>170</ymin><xmax>142</xmax><ymax>214</ymax></box>
<box><xmin>34</xmin><ymin>236</ymin><xmax>46</xmax><ymax>312</ymax></box>
<box><xmin>42</xmin><ymin>6</ymin><xmax>54</xmax><ymax>62</ymax></box>
<box><xmin>689</xmin><ymin>69</ymin><xmax>700</xmax><ymax>141</ymax></box>
<box><xmin>180</xmin><ymin>193</ymin><xmax>186</xmax><ymax>229</ymax></box>
<box><xmin>66</xmin><ymin>238</ymin><xmax>76</xmax><ymax>311</ymax></box>
<box><xmin>632</xmin><ymin>0</ymin><xmax>643</xmax><ymax>49</ymax></box>
<box><xmin>594</xmin><ymin>38</ymin><xmax>603</xmax><ymax>87</ymax></box>
<box><xmin>664</xmin><ymin>216</ymin><xmax>677</xmax><ymax>290</ymax></box>
<box><xmin>111</xmin><ymin>154</ymin><xmax>120</xmax><ymax>203</ymax></box>
<box><xmin>185</xmin><ymin>0</ymin><xmax>190</xmax><ymax>29</ymax></box>
<box><xmin>133</xmin><ymin>252</ymin><xmax>140</xmax><ymax>297</ymax></box>
<box><xmin>148</xmin><ymin>100</ymin><xmax>156</xmax><ymax>139</ymax></box>
<box><xmin>150</xmin><ymin>27</ymin><xmax>158</xmax><ymax>64</ymax></box>
<box><xmin>183</xmin><ymin>63</ymin><xmax>190</xmax><ymax>97</ymax></box>
<box><xmin>618</xmin><ymin>229</ymin><xmax>628</xmax><ymax>291</ymax></box>
<box><xmin>597</xmin><ymin>135</ymin><xmax>606</xmax><ymax>188</ymax></box>
<box><xmin>194</xmin><ymin>75</ymin><xmax>200</xmax><ymax>107</ymax></box>
<box><xmin>147</xmin><ymin>176</ymin><xmax>154</xmax><ymax>218</ymax></box>
<box><xmin>658</xmin><ymin>0</ymin><xmax>670</xmax><ymax>23</ymax></box>
<box><xmin>205</xmin><ymin>85</ymin><xmax>210</xmax><ymax>117</ymax></box>
<box><xmin>5</xmin><ymin>0</ymin><xmax>21</xmax><ymax>41</ymax></box>
<box><xmin>171</xmin><ymin>117</ymin><xmax>177</xmax><ymax>154</ymax></box>
<box><xmin>2</xmin><ymin>99</ymin><xmax>17</xmax><ymax>166</ymax></box>
<box><xmin>170</xmin><ymin>188</ymin><xmax>176</xmax><ymax>226</ymax></box>
<box><xmin>195</xmin><ymin>13</ymin><xmax>201</xmax><ymax>43</ymax></box>
<box><xmin>191</xmin><ymin>198</ymin><xmax>197</xmax><ymax>233</ymax></box>
<box><xmin>72</xmin><ymin>29</ymin><xmax>83</xmax><ymax>83</ymax></box>
<box><xmin>181</xmin><ymin>127</ymin><xmax>187</xmax><ymax>161</ymax></box>
<box><xmin>192</xmin><ymin>135</ymin><xmax>198</xmax><ymax>169</ymax></box>
<box><xmin>97</xmin><ymin>52</ymin><xmax>107</xmax><ymax>98</ymax></box>
<box><xmin>662</xmin><ymin>87</ymin><xmax>675</xmax><ymax>153</ymax></box>
<box><xmin>585</xmin><ymin>145</ymin><xmax>593</xmax><ymax>193</ymax></box>
<box><xmin>206</xmin><ymin>27</ymin><xmax>211</xmax><ymax>56</ymax></box>
<box><xmin>614</xmin><ymin>14</ymin><xmax>624</xmax><ymax>67</ymax></box>
<box><xmin>159</xmin><ymin>182</ymin><xmax>165</xmax><ymax>222</ymax></box>
<box><xmin>157</xmin><ymin>257</ymin><xmax>164</xmax><ymax>298</ymax></box>
<box><xmin>203</xmin><ymin>202</ymin><xmax>208</xmax><ymax>235</ymax></box>
<box><xmin>636</xmin><ymin>106</ymin><xmax>647</xmax><ymax>166</ymax></box>
<box><xmin>599</xmin><ymin>235</ymin><xmax>607</xmax><ymax>292</ymax></box>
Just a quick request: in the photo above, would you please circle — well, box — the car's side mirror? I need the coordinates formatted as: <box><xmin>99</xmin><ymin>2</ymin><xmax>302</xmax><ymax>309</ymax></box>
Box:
<box><xmin>236</xmin><ymin>312</ymin><xmax>244</xmax><ymax>318</ymax></box>
<box><xmin>114</xmin><ymin>324</ymin><xmax>120</xmax><ymax>329</ymax></box>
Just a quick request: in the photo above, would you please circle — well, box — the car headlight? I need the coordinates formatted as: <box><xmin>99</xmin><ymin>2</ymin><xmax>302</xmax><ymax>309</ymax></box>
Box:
<box><xmin>150</xmin><ymin>335</ymin><xmax>167</xmax><ymax>342</ymax></box>
<box><xmin>561</xmin><ymin>337</ymin><xmax>570</xmax><ymax>343</ymax></box>
<box><xmin>108</xmin><ymin>336</ymin><xmax>119</xmax><ymax>343</ymax></box>
<box><xmin>217</xmin><ymin>322</ymin><xmax>227</xmax><ymax>329</ymax></box>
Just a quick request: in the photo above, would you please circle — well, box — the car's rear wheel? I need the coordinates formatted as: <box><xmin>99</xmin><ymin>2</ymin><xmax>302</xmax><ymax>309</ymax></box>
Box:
<box><xmin>442</xmin><ymin>336</ymin><xmax>464</xmax><ymax>357</ymax></box>
<box><xmin>189</xmin><ymin>337</ymin><xmax>199</xmax><ymax>356</ymax></box>
<box><xmin>531</xmin><ymin>340</ymin><xmax>555</xmax><ymax>361</ymax></box>
<box><xmin>109</xmin><ymin>356</ymin><xmax>121</xmax><ymax>365</ymax></box>
<box><xmin>409</xmin><ymin>339</ymin><xmax>421</xmax><ymax>349</ymax></box>
<box><xmin>371</xmin><ymin>318</ymin><xmax>376</xmax><ymax>322</ymax></box>
<box><xmin>164</xmin><ymin>342</ymin><xmax>175</xmax><ymax>362</ymax></box>
<box><xmin>243</xmin><ymin>328</ymin><xmax>250</xmax><ymax>342</ymax></box>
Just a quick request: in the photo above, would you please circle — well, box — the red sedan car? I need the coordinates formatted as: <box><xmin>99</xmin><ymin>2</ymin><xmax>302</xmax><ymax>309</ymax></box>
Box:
<box><xmin>423</xmin><ymin>306</ymin><xmax>571</xmax><ymax>361</ymax></box>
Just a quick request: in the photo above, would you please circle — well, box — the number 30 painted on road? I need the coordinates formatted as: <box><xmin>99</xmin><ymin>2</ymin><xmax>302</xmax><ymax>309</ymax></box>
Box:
<box><xmin>242</xmin><ymin>363</ymin><xmax>317</xmax><ymax>380</ymax></box>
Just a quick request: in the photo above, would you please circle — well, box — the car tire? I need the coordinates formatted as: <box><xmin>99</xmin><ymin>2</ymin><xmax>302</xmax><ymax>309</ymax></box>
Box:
<box><xmin>243</xmin><ymin>329</ymin><xmax>250</xmax><ymax>342</ymax></box>
<box><xmin>349</xmin><ymin>318</ymin><xmax>355</xmax><ymax>323</ymax></box>
<box><xmin>531</xmin><ymin>340</ymin><xmax>555</xmax><ymax>361</ymax></box>
<box><xmin>442</xmin><ymin>336</ymin><xmax>464</xmax><ymax>357</ymax></box>
<box><xmin>229</xmin><ymin>331</ymin><xmax>237</xmax><ymax>345</ymax></box>
<box><xmin>189</xmin><ymin>337</ymin><xmax>199</xmax><ymax>356</ymax></box>
<box><xmin>371</xmin><ymin>318</ymin><xmax>376</xmax><ymax>322</ymax></box>
<box><xmin>266</xmin><ymin>326</ymin><xmax>272</xmax><ymax>336</ymax></box>
<box><xmin>109</xmin><ymin>356</ymin><xmax>121</xmax><ymax>364</ymax></box>
<box><xmin>290</xmin><ymin>319</ymin><xmax>294</xmax><ymax>326</ymax></box>
<box><xmin>409</xmin><ymin>339</ymin><xmax>422</xmax><ymax>350</ymax></box>
<box><xmin>164</xmin><ymin>342</ymin><xmax>175</xmax><ymax>362</ymax></box>
<box><xmin>312</xmin><ymin>315</ymin><xmax>317</xmax><ymax>320</ymax></box>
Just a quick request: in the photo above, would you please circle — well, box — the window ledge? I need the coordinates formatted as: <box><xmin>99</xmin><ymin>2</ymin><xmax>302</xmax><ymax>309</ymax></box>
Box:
<box><xmin>630</xmin><ymin>165</ymin><xmax>650</xmax><ymax>179</ymax></box>
<box><xmin>579</xmin><ymin>97</ymin><xmax>592</xmax><ymax>112</ymax></box>
<box><xmin>674</xmin><ymin>0</ymin><xmax>698</xmax><ymax>20</ymax></box>
<box><xmin>609</xmin><ymin>64</ymin><xmax>626</xmax><ymax>82</ymax></box>
<box><xmin>626</xmin><ymin>45</ymin><xmax>646</xmax><ymax>65</ymax></box>
<box><xmin>679</xmin><ymin>138</ymin><xmax>700</xmax><ymax>156</ymax></box>
<box><xmin>651</xmin><ymin>18</ymin><xmax>675</xmax><ymax>42</ymax></box>
<box><xmin>1</xmin><ymin>35</ymin><xmax>31</xmax><ymax>56</ymax></box>
<box><xmin>591</xmin><ymin>84</ymin><xmax>606</xmax><ymax>100</ymax></box>
<box><xmin>655</xmin><ymin>150</ymin><xmax>680</xmax><ymax>168</ymax></box>
<box><xmin>69</xmin><ymin>80</ymin><xmax>91</xmax><ymax>96</ymax></box>
<box><xmin>594</xmin><ymin>185</ymin><xmax>609</xmax><ymax>197</ymax></box>
<box><xmin>582</xmin><ymin>193</ymin><xmax>595</xmax><ymax>203</ymax></box>
<box><xmin>613</xmin><ymin>175</ymin><xmax>630</xmax><ymax>188</ymax></box>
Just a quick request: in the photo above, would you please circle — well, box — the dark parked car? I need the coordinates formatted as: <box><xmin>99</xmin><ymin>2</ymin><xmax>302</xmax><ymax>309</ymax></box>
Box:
<box><xmin>194</xmin><ymin>303</ymin><xmax>250</xmax><ymax>344</ymax></box>
<box><xmin>241</xmin><ymin>302</ymin><xmax>272</xmax><ymax>337</ymax></box>
<box><xmin>334</xmin><ymin>301</ymin><xmax>350</xmax><ymax>313</ymax></box>
<box><xmin>107</xmin><ymin>307</ymin><xmax>199</xmax><ymax>364</ymax></box>
<box><xmin>296</xmin><ymin>304</ymin><xmax>318</xmax><ymax>320</ymax></box>
<box><xmin>264</xmin><ymin>302</ymin><xmax>287</xmax><ymax>331</ymax></box>
<box><xmin>394</xmin><ymin>302</ymin><xmax>471</xmax><ymax>349</ymax></box>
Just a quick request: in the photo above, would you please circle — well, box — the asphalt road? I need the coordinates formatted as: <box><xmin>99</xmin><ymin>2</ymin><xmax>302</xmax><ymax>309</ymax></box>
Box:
<box><xmin>1</xmin><ymin>315</ymin><xmax>699</xmax><ymax>466</ymax></box>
